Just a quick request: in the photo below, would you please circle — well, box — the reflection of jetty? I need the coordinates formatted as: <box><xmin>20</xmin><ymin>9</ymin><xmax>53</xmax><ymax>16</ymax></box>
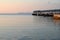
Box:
<box><xmin>32</xmin><ymin>9</ymin><xmax>60</xmax><ymax>17</ymax></box>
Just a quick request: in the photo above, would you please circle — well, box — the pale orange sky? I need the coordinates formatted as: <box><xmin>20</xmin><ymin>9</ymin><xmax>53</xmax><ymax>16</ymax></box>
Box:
<box><xmin>0</xmin><ymin>0</ymin><xmax>60</xmax><ymax>13</ymax></box>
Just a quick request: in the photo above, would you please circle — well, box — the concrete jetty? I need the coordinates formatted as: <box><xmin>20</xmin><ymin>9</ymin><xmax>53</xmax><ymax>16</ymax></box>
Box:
<box><xmin>32</xmin><ymin>9</ymin><xmax>60</xmax><ymax>17</ymax></box>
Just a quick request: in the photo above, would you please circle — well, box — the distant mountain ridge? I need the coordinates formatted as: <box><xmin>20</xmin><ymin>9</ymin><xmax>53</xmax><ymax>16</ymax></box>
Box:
<box><xmin>17</xmin><ymin>13</ymin><xmax>32</xmax><ymax>15</ymax></box>
<box><xmin>0</xmin><ymin>13</ymin><xmax>32</xmax><ymax>15</ymax></box>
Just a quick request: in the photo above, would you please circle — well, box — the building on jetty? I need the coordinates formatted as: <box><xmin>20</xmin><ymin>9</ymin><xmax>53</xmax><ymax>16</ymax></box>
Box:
<box><xmin>32</xmin><ymin>9</ymin><xmax>60</xmax><ymax>17</ymax></box>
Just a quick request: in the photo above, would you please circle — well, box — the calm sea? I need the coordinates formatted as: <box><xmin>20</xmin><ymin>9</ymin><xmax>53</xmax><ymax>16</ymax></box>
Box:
<box><xmin>0</xmin><ymin>15</ymin><xmax>60</xmax><ymax>40</ymax></box>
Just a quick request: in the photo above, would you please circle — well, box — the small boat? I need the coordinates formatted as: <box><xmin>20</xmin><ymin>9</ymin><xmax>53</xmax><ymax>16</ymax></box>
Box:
<box><xmin>53</xmin><ymin>14</ymin><xmax>60</xmax><ymax>20</ymax></box>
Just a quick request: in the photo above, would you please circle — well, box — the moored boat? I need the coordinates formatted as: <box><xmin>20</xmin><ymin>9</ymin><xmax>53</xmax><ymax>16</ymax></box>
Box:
<box><xmin>53</xmin><ymin>14</ymin><xmax>60</xmax><ymax>19</ymax></box>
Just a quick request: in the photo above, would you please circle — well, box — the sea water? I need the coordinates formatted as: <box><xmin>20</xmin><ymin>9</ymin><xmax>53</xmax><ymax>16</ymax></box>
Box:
<box><xmin>0</xmin><ymin>15</ymin><xmax>60</xmax><ymax>40</ymax></box>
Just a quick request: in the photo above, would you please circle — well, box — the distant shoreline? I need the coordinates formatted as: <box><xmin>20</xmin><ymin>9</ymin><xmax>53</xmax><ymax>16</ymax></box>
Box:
<box><xmin>0</xmin><ymin>13</ymin><xmax>32</xmax><ymax>15</ymax></box>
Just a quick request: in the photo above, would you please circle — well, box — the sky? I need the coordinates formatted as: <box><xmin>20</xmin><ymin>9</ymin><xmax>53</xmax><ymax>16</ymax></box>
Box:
<box><xmin>0</xmin><ymin>0</ymin><xmax>60</xmax><ymax>13</ymax></box>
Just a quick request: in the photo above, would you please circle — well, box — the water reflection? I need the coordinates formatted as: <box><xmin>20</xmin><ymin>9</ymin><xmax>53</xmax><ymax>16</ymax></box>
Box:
<box><xmin>53</xmin><ymin>19</ymin><xmax>60</xmax><ymax>26</ymax></box>
<box><xmin>33</xmin><ymin>16</ymin><xmax>53</xmax><ymax>23</ymax></box>
<box><xmin>32</xmin><ymin>16</ymin><xmax>60</xmax><ymax>40</ymax></box>
<box><xmin>33</xmin><ymin>16</ymin><xmax>60</xmax><ymax>27</ymax></box>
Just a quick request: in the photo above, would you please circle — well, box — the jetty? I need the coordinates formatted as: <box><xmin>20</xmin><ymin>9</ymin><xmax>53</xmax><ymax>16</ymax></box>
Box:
<box><xmin>32</xmin><ymin>9</ymin><xmax>60</xmax><ymax>17</ymax></box>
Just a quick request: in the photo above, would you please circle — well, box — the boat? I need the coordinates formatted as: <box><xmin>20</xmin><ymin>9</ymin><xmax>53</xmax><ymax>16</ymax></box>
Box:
<box><xmin>53</xmin><ymin>14</ymin><xmax>60</xmax><ymax>20</ymax></box>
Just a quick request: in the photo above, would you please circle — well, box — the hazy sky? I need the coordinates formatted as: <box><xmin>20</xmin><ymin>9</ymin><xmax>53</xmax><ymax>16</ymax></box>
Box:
<box><xmin>0</xmin><ymin>0</ymin><xmax>60</xmax><ymax>13</ymax></box>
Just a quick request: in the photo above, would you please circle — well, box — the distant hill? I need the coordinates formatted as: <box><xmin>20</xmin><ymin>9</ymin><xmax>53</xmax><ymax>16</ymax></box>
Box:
<box><xmin>17</xmin><ymin>13</ymin><xmax>32</xmax><ymax>15</ymax></box>
<box><xmin>0</xmin><ymin>13</ymin><xmax>32</xmax><ymax>15</ymax></box>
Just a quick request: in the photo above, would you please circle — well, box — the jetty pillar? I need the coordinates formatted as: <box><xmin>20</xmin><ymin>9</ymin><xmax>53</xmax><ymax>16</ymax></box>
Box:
<box><xmin>37</xmin><ymin>12</ymin><xmax>38</xmax><ymax>16</ymax></box>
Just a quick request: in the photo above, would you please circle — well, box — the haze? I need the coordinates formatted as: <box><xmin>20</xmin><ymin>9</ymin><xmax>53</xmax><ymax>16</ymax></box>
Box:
<box><xmin>0</xmin><ymin>0</ymin><xmax>60</xmax><ymax>13</ymax></box>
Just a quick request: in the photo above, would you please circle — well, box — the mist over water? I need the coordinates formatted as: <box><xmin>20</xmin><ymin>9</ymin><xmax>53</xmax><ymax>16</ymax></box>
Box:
<box><xmin>0</xmin><ymin>15</ymin><xmax>60</xmax><ymax>40</ymax></box>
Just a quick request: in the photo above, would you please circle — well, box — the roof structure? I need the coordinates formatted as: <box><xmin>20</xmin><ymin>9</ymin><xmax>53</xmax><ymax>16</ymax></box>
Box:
<box><xmin>34</xmin><ymin>9</ymin><xmax>60</xmax><ymax>12</ymax></box>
